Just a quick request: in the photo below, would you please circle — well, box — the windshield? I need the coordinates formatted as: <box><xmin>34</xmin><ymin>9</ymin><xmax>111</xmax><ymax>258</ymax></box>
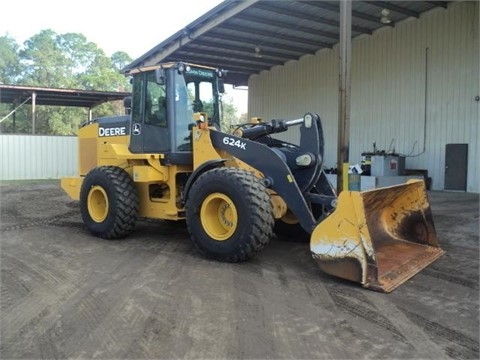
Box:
<box><xmin>173</xmin><ymin>66</ymin><xmax>223</xmax><ymax>152</ymax></box>
<box><xmin>184</xmin><ymin>67</ymin><xmax>222</xmax><ymax>129</ymax></box>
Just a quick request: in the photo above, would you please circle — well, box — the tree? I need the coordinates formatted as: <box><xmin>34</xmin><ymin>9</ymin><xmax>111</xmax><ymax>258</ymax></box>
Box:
<box><xmin>220</xmin><ymin>97</ymin><xmax>239</xmax><ymax>131</ymax></box>
<box><xmin>202</xmin><ymin>97</ymin><xmax>239</xmax><ymax>132</ymax></box>
<box><xmin>20</xmin><ymin>29</ymin><xmax>72</xmax><ymax>88</ymax></box>
<box><xmin>0</xmin><ymin>34</ymin><xmax>23</xmax><ymax>84</ymax></box>
<box><xmin>0</xmin><ymin>34</ymin><xmax>23</xmax><ymax>133</ymax></box>
<box><xmin>111</xmin><ymin>51</ymin><xmax>132</xmax><ymax>75</ymax></box>
<box><xmin>0</xmin><ymin>30</ymin><xmax>132</xmax><ymax>135</ymax></box>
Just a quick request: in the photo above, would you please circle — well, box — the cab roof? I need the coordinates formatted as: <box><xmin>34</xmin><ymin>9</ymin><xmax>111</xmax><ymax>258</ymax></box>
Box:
<box><xmin>125</xmin><ymin>62</ymin><xmax>219</xmax><ymax>76</ymax></box>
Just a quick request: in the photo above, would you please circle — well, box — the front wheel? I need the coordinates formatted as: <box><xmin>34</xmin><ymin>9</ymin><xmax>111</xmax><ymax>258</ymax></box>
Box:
<box><xmin>186</xmin><ymin>167</ymin><xmax>274</xmax><ymax>262</ymax></box>
<box><xmin>80</xmin><ymin>166</ymin><xmax>138</xmax><ymax>239</ymax></box>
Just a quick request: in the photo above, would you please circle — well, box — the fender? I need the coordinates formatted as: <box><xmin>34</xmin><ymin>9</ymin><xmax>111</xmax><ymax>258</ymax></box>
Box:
<box><xmin>182</xmin><ymin>159</ymin><xmax>226</xmax><ymax>205</ymax></box>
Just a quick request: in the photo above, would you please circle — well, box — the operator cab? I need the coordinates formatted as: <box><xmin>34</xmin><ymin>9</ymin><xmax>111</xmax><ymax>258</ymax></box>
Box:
<box><xmin>128</xmin><ymin>62</ymin><xmax>225</xmax><ymax>164</ymax></box>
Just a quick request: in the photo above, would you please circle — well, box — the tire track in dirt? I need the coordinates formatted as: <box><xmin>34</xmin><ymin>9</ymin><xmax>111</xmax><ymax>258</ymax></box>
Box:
<box><xmin>2</xmin><ymin>253</ymin><xmax>70</xmax><ymax>291</ymax></box>
<box><xmin>363</xmin><ymin>291</ymin><xmax>447</xmax><ymax>359</ymax></box>
<box><xmin>0</xmin><ymin>210</ymin><xmax>79</xmax><ymax>232</ymax></box>
<box><xmin>51</xmin><ymin>250</ymin><xmax>157</xmax><ymax>359</ymax></box>
<box><xmin>119</xmin><ymin>250</ymin><xmax>200</xmax><ymax>359</ymax></box>
<box><xmin>403</xmin><ymin>309</ymin><xmax>479</xmax><ymax>359</ymax></box>
<box><xmin>260</xmin><ymin>263</ymin><xmax>354</xmax><ymax>359</ymax></box>
<box><xmin>259</xmin><ymin>241</ymin><xmax>414</xmax><ymax>358</ymax></box>
<box><xmin>421</xmin><ymin>267</ymin><xmax>478</xmax><ymax>289</ymax></box>
<box><xmin>37</xmin><ymin>325</ymin><xmax>64</xmax><ymax>360</ymax></box>
<box><xmin>325</xmin><ymin>284</ymin><xmax>407</xmax><ymax>341</ymax></box>
<box><xmin>0</xmin><ymin>268</ymin><xmax>31</xmax><ymax>312</ymax></box>
<box><xmin>176</xmin><ymin>262</ymin><xmax>236</xmax><ymax>359</ymax></box>
<box><xmin>2</xmin><ymin>290</ymin><xmax>58</xmax><ymax>355</ymax></box>
<box><xmin>0</xmin><ymin>231</ymin><xmax>136</xmax><ymax>357</ymax></box>
<box><xmin>230</xmin><ymin>266</ymin><xmax>278</xmax><ymax>359</ymax></box>
<box><xmin>52</xmin><ymin>244</ymin><xmax>192</xmax><ymax>359</ymax></box>
<box><xmin>1</xmin><ymin>263</ymin><xmax>85</xmax><ymax>351</ymax></box>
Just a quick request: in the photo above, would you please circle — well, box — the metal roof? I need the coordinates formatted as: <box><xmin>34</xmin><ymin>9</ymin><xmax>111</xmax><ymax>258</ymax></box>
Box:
<box><xmin>124</xmin><ymin>0</ymin><xmax>449</xmax><ymax>86</ymax></box>
<box><xmin>0</xmin><ymin>84</ymin><xmax>130</xmax><ymax>108</ymax></box>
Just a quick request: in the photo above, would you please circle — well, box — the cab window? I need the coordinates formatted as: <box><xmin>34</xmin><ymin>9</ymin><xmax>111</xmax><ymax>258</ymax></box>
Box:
<box><xmin>145</xmin><ymin>72</ymin><xmax>167</xmax><ymax>127</ymax></box>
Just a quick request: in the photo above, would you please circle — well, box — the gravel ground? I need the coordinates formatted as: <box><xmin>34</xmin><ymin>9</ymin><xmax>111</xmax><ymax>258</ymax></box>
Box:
<box><xmin>1</xmin><ymin>181</ymin><xmax>478</xmax><ymax>359</ymax></box>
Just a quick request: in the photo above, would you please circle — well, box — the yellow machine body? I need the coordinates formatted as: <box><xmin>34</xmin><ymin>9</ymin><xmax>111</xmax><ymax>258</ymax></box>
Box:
<box><xmin>61</xmin><ymin>119</ymin><xmax>287</xmax><ymax>221</ymax></box>
<box><xmin>61</xmin><ymin>62</ymin><xmax>444</xmax><ymax>293</ymax></box>
<box><xmin>61</xmin><ymin>121</ymin><xmax>195</xmax><ymax>221</ymax></box>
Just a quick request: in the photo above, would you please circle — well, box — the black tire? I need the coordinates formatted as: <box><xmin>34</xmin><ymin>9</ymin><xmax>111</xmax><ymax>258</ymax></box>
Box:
<box><xmin>186</xmin><ymin>167</ymin><xmax>274</xmax><ymax>262</ymax></box>
<box><xmin>80</xmin><ymin>166</ymin><xmax>139</xmax><ymax>239</ymax></box>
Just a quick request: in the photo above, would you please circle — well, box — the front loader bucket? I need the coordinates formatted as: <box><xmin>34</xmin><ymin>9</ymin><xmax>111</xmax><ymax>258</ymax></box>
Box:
<box><xmin>310</xmin><ymin>180</ymin><xmax>444</xmax><ymax>292</ymax></box>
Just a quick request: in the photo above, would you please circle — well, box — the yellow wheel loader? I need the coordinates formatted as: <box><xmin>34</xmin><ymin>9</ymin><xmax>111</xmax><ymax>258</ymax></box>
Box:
<box><xmin>61</xmin><ymin>62</ymin><xmax>444</xmax><ymax>292</ymax></box>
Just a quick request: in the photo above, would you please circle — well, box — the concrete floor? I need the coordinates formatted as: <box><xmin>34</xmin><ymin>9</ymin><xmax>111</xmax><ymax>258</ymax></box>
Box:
<box><xmin>0</xmin><ymin>182</ymin><xmax>478</xmax><ymax>359</ymax></box>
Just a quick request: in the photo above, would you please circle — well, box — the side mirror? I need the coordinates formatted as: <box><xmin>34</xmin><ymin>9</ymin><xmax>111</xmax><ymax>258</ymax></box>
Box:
<box><xmin>218</xmin><ymin>79</ymin><xmax>225</xmax><ymax>94</ymax></box>
<box><xmin>155</xmin><ymin>68</ymin><xmax>165</xmax><ymax>85</ymax></box>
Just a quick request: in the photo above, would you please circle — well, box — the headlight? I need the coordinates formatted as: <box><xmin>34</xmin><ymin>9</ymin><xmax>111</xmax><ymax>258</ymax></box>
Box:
<box><xmin>177</xmin><ymin>62</ymin><xmax>190</xmax><ymax>73</ymax></box>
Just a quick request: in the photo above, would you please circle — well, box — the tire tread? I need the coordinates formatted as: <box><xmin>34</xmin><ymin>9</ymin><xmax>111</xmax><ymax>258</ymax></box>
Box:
<box><xmin>80</xmin><ymin>166</ymin><xmax>138</xmax><ymax>239</ymax></box>
<box><xmin>186</xmin><ymin>167</ymin><xmax>274</xmax><ymax>262</ymax></box>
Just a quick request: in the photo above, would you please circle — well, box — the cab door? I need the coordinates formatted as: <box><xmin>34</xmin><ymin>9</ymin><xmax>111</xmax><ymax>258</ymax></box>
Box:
<box><xmin>129</xmin><ymin>71</ymin><xmax>170</xmax><ymax>154</ymax></box>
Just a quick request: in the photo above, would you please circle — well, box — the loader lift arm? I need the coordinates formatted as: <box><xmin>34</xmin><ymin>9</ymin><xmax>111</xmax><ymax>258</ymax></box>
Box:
<box><xmin>209</xmin><ymin>113</ymin><xmax>335</xmax><ymax>234</ymax></box>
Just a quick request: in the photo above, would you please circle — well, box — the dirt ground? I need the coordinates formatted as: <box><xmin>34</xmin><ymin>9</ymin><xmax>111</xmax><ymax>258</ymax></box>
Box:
<box><xmin>0</xmin><ymin>181</ymin><xmax>478</xmax><ymax>359</ymax></box>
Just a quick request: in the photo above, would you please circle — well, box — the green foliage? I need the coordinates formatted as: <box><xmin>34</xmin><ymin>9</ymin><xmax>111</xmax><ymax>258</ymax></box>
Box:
<box><xmin>111</xmin><ymin>51</ymin><xmax>132</xmax><ymax>74</ymax></box>
<box><xmin>0</xmin><ymin>30</ymin><xmax>132</xmax><ymax>135</ymax></box>
<box><xmin>202</xmin><ymin>98</ymin><xmax>238</xmax><ymax>132</ymax></box>
<box><xmin>220</xmin><ymin>95</ymin><xmax>240</xmax><ymax>130</ymax></box>
<box><xmin>0</xmin><ymin>34</ymin><xmax>23</xmax><ymax>84</ymax></box>
<box><xmin>0</xmin><ymin>29</ymin><xmax>240</xmax><ymax>136</ymax></box>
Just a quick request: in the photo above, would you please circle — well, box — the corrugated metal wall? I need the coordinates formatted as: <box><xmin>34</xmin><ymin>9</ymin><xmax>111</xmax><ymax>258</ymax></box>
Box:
<box><xmin>249</xmin><ymin>1</ymin><xmax>479</xmax><ymax>192</ymax></box>
<box><xmin>0</xmin><ymin>135</ymin><xmax>77</xmax><ymax>180</ymax></box>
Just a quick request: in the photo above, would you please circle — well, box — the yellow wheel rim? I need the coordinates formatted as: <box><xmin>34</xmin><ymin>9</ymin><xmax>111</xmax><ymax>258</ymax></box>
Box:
<box><xmin>87</xmin><ymin>185</ymin><xmax>109</xmax><ymax>222</ymax></box>
<box><xmin>200</xmin><ymin>193</ymin><xmax>238</xmax><ymax>241</ymax></box>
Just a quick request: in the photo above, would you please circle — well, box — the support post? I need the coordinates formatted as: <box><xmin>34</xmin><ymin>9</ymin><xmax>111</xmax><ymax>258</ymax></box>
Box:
<box><xmin>337</xmin><ymin>0</ymin><xmax>352</xmax><ymax>194</ymax></box>
<box><xmin>31</xmin><ymin>91</ymin><xmax>36</xmax><ymax>134</ymax></box>
<box><xmin>13</xmin><ymin>104</ymin><xmax>16</xmax><ymax>133</ymax></box>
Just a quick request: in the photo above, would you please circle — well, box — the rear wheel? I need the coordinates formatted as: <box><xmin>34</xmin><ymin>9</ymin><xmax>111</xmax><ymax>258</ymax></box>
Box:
<box><xmin>186</xmin><ymin>167</ymin><xmax>274</xmax><ymax>262</ymax></box>
<box><xmin>80</xmin><ymin>166</ymin><xmax>138</xmax><ymax>239</ymax></box>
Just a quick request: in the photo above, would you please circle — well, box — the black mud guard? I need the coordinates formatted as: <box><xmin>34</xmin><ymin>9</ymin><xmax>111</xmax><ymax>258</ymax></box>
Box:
<box><xmin>182</xmin><ymin>159</ymin><xmax>226</xmax><ymax>205</ymax></box>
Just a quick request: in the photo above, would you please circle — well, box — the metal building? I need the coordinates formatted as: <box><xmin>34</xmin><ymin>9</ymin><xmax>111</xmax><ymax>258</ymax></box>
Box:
<box><xmin>249</xmin><ymin>1</ymin><xmax>479</xmax><ymax>192</ymax></box>
<box><xmin>0</xmin><ymin>85</ymin><xmax>130</xmax><ymax>180</ymax></box>
<box><xmin>126</xmin><ymin>0</ymin><xmax>479</xmax><ymax>192</ymax></box>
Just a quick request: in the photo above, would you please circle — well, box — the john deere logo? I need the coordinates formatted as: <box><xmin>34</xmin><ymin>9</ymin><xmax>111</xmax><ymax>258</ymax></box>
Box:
<box><xmin>132</xmin><ymin>123</ymin><xmax>141</xmax><ymax>135</ymax></box>
<box><xmin>98</xmin><ymin>126</ymin><xmax>126</xmax><ymax>137</ymax></box>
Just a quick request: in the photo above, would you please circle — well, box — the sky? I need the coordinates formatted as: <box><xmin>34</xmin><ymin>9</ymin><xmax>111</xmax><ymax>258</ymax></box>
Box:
<box><xmin>0</xmin><ymin>0</ymin><xmax>248</xmax><ymax>113</ymax></box>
